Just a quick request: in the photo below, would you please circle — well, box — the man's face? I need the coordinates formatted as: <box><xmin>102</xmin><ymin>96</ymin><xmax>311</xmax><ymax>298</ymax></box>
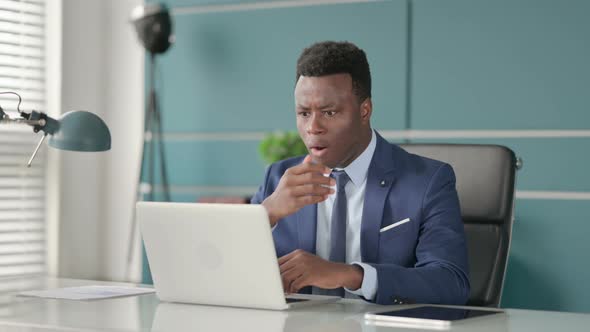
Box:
<box><xmin>294</xmin><ymin>73</ymin><xmax>371</xmax><ymax>169</ymax></box>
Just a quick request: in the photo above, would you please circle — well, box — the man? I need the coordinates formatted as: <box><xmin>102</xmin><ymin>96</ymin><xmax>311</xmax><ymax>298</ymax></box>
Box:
<box><xmin>251</xmin><ymin>41</ymin><xmax>470</xmax><ymax>305</ymax></box>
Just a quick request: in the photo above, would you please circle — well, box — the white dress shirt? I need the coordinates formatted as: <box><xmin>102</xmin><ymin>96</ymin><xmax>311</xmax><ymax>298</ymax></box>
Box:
<box><xmin>315</xmin><ymin>130</ymin><xmax>378</xmax><ymax>300</ymax></box>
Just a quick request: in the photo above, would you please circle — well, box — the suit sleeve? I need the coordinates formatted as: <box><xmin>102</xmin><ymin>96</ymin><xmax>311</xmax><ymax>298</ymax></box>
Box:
<box><xmin>371</xmin><ymin>163</ymin><xmax>471</xmax><ymax>305</ymax></box>
<box><xmin>250</xmin><ymin>164</ymin><xmax>273</xmax><ymax>204</ymax></box>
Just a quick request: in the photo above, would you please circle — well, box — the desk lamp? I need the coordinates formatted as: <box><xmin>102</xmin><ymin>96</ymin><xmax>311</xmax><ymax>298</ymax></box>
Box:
<box><xmin>0</xmin><ymin>92</ymin><xmax>111</xmax><ymax>166</ymax></box>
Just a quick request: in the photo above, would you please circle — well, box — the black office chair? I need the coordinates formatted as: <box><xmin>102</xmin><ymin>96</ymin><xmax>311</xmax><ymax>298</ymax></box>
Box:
<box><xmin>399</xmin><ymin>144</ymin><xmax>520</xmax><ymax>307</ymax></box>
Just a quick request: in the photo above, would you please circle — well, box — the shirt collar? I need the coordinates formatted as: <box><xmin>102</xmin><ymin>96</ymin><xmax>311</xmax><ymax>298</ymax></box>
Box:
<box><xmin>333</xmin><ymin>129</ymin><xmax>376</xmax><ymax>187</ymax></box>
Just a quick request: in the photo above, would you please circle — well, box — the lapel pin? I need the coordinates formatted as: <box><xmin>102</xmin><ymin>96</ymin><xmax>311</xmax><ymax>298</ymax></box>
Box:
<box><xmin>380</xmin><ymin>180</ymin><xmax>386</xmax><ymax>187</ymax></box>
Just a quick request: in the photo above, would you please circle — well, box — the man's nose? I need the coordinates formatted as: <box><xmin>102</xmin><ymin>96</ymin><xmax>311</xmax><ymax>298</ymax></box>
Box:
<box><xmin>307</xmin><ymin>113</ymin><xmax>325</xmax><ymax>135</ymax></box>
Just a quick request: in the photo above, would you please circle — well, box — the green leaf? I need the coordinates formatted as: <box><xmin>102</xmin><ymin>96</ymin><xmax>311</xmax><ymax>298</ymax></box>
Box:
<box><xmin>258</xmin><ymin>131</ymin><xmax>307</xmax><ymax>164</ymax></box>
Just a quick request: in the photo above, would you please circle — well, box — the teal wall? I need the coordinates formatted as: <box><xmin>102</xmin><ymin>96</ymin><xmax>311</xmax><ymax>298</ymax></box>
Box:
<box><xmin>142</xmin><ymin>0</ymin><xmax>590</xmax><ymax>313</ymax></box>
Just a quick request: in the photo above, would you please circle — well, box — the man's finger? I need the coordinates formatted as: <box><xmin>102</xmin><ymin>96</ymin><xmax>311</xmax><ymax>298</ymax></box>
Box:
<box><xmin>303</xmin><ymin>155</ymin><xmax>312</xmax><ymax>164</ymax></box>
<box><xmin>281</xmin><ymin>265</ymin><xmax>302</xmax><ymax>286</ymax></box>
<box><xmin>279</xmin><ymin>254</ymin><xmax>301</xmax><ymax>274</ymax></box>
<box><xmin>291</xmin><ymin>184</ymin><xmax>334</xmax><ymax>197</ymax></box>
<box><xmin>278</xmin><ymin>253</ymin><xmax>294</xmax><ymax>266</ymax></box>
<box><xmin>289</xmin><ymin>172</ymin><xmax>335</xmax><ymax>188</ymax></box>
<box><xmin>280</xmin><ymin>256</ymin><xmax>300</xmax><ymax>291</ymax></box>
<box><xmin>292</xmin><ymin>165</ymin><xmax>331</xmax><ymax>177</ymax></box>
<box><xmin>278</xmin><ymin>249</ymin><xmax>301</xmax><ymax>265</ymax></box>
<box><xmin>280</xmin><ymin>263</ymin><xmax>298</xmax><ymax>278</ymax></box>
<box><xmin>295</xmin><ymin>195</ymin><xmax>329</xmax><ymax>206</ymax></box>
<box><xmin>283</xmin><ymin>268</ymin><xmax>304</xmax><ymax>294</ymax></box>
<box><xmin>290</xmin><ymin>272</ymin><xmax>308</xmax><ymax>294</ymax></box>
<box><xmin>292</xmin><ymin>161</ymin><xmax>331</xmax><ymax>176</ymax></box>
<box><xmin>281</xmin><ymin>270</ymin><xmax>296</xmax><ymax>293</ymax></box>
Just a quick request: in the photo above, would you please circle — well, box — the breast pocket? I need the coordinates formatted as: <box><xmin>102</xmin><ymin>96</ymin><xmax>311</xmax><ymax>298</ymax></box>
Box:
<box><xmin>378</xmin><ymin>217</ymin><xmax>417</xmax><ymax>265</ymax></box>
<box><xmin>379</xmin><ymin>218</ymin><xmax>412</xmax><ymax>236</ymax></box>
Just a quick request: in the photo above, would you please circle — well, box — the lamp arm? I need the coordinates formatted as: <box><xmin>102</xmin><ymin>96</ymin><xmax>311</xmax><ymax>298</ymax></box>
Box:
<box><xmin>1</xmin><ymin>108</ymin><xmax>60</xmax><ymax>135</ymax></box>
<box><xmin>0</xmin><ymin>116</ymin><xmax>47</xmax><ymax>127</ymax></box>
<box><xmin>1</xmin><ymin>92</ymin><xmax>61</xmax><ymax>167</ymax></box>
<box><xmin>0</xmin><ymin>91</ymin><xmax>60</xmax><ymax>135</ymax></box>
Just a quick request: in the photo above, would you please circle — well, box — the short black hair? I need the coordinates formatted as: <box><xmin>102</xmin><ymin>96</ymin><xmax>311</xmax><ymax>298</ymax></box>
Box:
<box><xmin>296</xmin><ymin>41</ymin><xmax>371</xmax><ymax>103</ymax></box>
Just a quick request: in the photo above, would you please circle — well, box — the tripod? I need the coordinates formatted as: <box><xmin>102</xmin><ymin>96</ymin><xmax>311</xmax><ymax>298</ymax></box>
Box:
<box><xmin>125</xmin><ymin>53</ymin><xmax>170</xmax><ymax>281</ymax></box>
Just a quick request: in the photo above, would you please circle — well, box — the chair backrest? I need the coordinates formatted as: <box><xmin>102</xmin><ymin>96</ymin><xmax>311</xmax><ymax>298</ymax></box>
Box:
<box><xmin>399</xmin><ymin>144</ymin><xmax>517</xmax><ymax>307</ymax></box>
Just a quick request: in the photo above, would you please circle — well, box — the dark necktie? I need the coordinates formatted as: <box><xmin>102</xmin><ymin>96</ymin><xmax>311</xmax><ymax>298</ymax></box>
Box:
<box><xmin>326</xmin><ymin>170</ymin><xmax>350</xmax><ymax>297</ymax></box>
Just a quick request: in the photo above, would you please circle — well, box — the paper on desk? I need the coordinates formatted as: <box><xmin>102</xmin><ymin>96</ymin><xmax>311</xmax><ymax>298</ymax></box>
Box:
<box><xmin>18</xmin><ymin>285</ymin><xmax>156</xmax><ymax>300</ymax></box>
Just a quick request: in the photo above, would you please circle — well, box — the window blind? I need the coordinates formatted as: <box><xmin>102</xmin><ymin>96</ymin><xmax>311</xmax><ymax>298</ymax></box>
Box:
<box><xmin>0</xmin><ymin>0</ymin><xmax>47</xmax><ymax>280</ymax></box>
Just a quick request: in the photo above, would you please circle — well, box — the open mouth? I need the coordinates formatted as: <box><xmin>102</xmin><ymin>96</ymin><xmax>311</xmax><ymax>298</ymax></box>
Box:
<box><xmin>310</xmin><ymin>146</ymin><xmax>328</xmax><ymax>156</ymax></box>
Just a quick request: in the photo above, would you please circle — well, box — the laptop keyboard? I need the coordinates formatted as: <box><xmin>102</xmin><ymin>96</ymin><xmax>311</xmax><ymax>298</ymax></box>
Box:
<box><xmin>286</xmin><ymin>298</ymin><xmax>310</xmax><ymax>303</ymax></box>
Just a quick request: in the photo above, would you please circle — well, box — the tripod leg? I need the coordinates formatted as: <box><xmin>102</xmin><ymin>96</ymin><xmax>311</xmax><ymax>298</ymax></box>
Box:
<box><xmin>124</xmin><ymin>54</ymin><xmax>158</xmax><ymax>280</ymax></box>
<box><xmin>153</xmin><ymin>92</ymin><xmax>170</xmax><ymax>202</ymax></box>
<box><xmin>124</xmin><ymin>112</ymin><xmax>151</xmax><ymax>281</ymax></box>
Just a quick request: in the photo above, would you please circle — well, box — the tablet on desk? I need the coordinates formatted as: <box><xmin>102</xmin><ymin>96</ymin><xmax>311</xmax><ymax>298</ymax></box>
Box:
<box><xmin>364</xmin><ymin>305</ymin><xmax>504</xmax><ymax>330</ymax></box>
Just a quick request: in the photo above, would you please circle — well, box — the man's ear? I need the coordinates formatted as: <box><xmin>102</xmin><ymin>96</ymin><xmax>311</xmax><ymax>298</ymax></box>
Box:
<box><xmin>360</xmin><ymin>98</ymin><xmax>372</xmax><ymax>123</ymax></box>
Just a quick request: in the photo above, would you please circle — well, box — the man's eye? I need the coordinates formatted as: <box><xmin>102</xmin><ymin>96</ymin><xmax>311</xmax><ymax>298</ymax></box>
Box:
<box><xmin>324</xmin><ymin>111</ymin><xmax>336</xmax><ymax>117</ymax></box>
<box><xmin>298</xmin><ymin>112</ymin><xmax>310</xmax><ymax>117</ymax></box>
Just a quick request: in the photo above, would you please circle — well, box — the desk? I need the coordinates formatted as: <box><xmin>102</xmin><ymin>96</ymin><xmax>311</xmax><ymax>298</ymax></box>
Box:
<box><xmin>0</xmin><ymin>276</ymin><xmax>588</xmax><ymax>331</ymax></box>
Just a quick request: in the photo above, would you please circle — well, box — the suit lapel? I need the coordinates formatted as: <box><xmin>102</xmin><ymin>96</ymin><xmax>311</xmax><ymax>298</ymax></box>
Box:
<box><xmin>297</xmin><ymin>203</ymin><xmax>317</xmax><ymax>254</ymax></box>
<box><xmin>361</xmin><ymin>133</ymin><xmax>397</xmax><ymax>263</ymax></box>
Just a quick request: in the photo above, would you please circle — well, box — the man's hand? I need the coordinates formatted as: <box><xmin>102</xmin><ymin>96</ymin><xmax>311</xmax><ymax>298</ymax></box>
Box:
<box><xmin>278</xmin><ymin>249</ymin><xmax>364</xmax><ymax>294</ymax></box>
<box><xmin>262</xmin><ymin>155</ymin><xmax>335</xmax><ymax>227</ymax></box>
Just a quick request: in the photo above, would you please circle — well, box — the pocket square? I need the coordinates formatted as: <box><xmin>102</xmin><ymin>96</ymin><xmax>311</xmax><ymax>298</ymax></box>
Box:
<box><xmin>380</xmin><ymin>218</ymin><xmax>411</xmax><ymax>233</ymax></box>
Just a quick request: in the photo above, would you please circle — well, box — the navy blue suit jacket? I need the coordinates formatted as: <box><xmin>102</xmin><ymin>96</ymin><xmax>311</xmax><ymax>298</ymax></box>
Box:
<box><xmin>251</xmin><ymin>133</ymin><xmax>470</xmax><ymax>305</ymax></box>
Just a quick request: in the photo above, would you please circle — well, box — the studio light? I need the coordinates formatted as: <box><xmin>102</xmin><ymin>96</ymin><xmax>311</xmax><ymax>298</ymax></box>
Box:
<box><xmin>130</xmin><ymin>3</ymin><xmax>174</xmax><ymax>55</ymax></box>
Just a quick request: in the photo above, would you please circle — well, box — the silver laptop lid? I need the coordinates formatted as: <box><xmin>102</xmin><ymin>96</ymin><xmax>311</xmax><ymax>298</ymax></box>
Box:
<box><xmin>137</xmin><ymin>202</ymin><xmax>288</xmax><ymax>310</ymax></box>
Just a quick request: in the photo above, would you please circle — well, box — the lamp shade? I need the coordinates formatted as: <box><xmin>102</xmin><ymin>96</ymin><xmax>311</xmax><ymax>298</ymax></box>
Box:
<box><xmin>48</xmin><ymin>111</ymin><xmax>111</xmax><ymax>151</ymax></box>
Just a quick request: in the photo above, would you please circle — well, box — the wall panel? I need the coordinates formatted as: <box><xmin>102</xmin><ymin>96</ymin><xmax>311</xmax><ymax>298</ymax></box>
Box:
<box><xmin>412</xmin><ymin>0</ymin><xmax>590</xmax><ymax>129</ymax></box>
<box><xmin>157</xmin><ymin>0</ymin><xmax>407</xmax><ymax>132</ymax></box>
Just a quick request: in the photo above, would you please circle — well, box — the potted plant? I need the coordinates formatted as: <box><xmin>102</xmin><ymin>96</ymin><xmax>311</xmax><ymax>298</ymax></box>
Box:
<box><xmin>259</xmin><ymin>131</ymin><xmax>307</xmax><ymax>164</ymax></box>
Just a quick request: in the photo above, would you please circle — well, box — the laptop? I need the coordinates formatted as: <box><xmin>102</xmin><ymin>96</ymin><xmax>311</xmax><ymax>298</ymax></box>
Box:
<box><xmin>137</xmin><ymin>202</ymin><xmax>340</xmax><ymax>310</ymax></box>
